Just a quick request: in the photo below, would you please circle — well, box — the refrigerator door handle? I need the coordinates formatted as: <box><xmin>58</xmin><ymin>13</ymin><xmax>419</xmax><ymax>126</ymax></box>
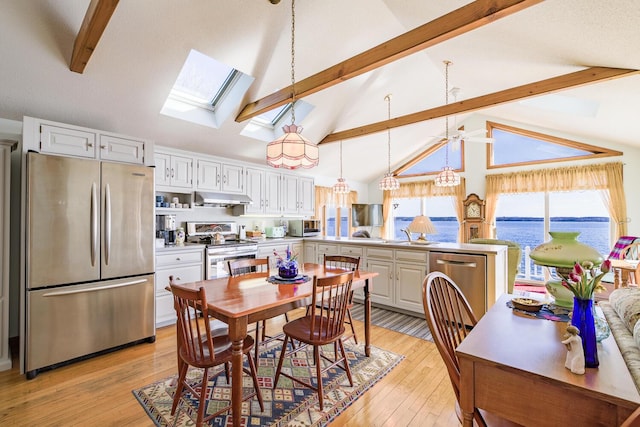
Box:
<box><xmin>91</xmin><ymin>182</ymin><xmax>98</xmax><ymax>266</ymax></box>
<box><xmin>105</xmin><ymin>183</ymin><xmax>111</xmax><ymax>265</ymax></box>
<box><xmin>41</xmin><ymin>278</ymin><xmax>148</xmax><ymax>297</ymax></box>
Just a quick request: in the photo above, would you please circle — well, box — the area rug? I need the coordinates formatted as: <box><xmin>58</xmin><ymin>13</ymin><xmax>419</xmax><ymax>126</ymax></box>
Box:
<box><xmin>133</xmin><ymin>340</ymin><xmax>403</xmax><ymax>426</ymax></box>
<box><xmin>349</xmin><ymin>303</ymin><xmax>433</xmax><ymax>342</ymax></box>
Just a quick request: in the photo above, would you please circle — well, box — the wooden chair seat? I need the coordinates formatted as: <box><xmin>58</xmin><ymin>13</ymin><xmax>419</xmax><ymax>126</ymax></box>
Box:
<box><xmin>283</xmin><ymin>315</ymin><xmax>346</xmax><ymax>345</ymax></box>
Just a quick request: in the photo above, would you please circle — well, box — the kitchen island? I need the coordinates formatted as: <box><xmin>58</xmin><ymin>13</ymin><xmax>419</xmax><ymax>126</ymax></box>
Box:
<box><xmin>303</xmin><ymin>237</ymin><xmax>508</xmax><ymax>317</ymax></box>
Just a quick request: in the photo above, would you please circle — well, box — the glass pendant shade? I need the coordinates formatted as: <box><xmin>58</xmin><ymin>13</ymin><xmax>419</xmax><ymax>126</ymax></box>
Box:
<box><xmin>266</xmin><ymin>124</ymin><xmax>319</xmax><ymax>169</ymax></box>
<box><xmin>333</xmin><ymin>177</ymin><xmax>350</xmax><ymax>194</ymax></box>
<box><xmin>379</xmin><ymin>173</ymin><xmax>400</xmax><ymax>191</ymax></box>
<box><xmin>434</xmin><ymin>166</ymin><xmax>460</xmax><ymax>187</ymax></box>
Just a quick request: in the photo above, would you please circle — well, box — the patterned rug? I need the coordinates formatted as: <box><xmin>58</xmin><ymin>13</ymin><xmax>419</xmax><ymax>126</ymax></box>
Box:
<box><xmin>133</xmin><ymin>340</ymin><xmax>403</xmax><ymax>426</ymax></box>
<box><xmin>350</xmin><ymin>303</ymin><xmax>433</xmax><ymax>342</ymax></box>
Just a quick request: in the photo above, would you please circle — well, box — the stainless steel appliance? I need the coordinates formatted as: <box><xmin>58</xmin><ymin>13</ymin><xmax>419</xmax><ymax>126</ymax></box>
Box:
<box><xmin>288</xmin><ymin>219</ymin><xmax>320</xmax><ymax>237</ymax></box>
<box><xmin>352</xmin><ymin>204</ymin><xmax>383</xmax><ymax>227</ymax></box>
<box><xmin>25</xmin><ymin>153</ymin><xmax>155</xmax><ymax>379</ymax></box>
<box><xmin>187</xmin><ymin>222</ymin><xmax>258</xmax><ymax>279</ymax></box>
<box><xmin>156</xmin><ymin>214</ymin><xmax>177</xmax><ymax>246</ymax></box>
<box><xmin>428</xmin><ymin>251</ymin><xmax>487</xmax><ymax>320</ymax></box>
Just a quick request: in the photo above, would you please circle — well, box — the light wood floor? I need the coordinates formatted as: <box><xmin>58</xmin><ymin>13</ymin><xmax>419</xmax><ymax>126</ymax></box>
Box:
<box><xmin>0</xmin><ymin>309</ymin><xmax>459</xmax><ymax>426</ymax></box>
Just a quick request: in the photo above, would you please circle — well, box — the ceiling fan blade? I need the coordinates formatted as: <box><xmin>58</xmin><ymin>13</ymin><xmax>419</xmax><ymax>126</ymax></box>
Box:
<box><xmin>464</xmin><ymin>137</ymin><xmax>495</xmax><ymax>143</ymax></box>
<box><xmin>463</xmin><ymin>128</ymin><xmax>488</xmax><ymax>137</ymax></box>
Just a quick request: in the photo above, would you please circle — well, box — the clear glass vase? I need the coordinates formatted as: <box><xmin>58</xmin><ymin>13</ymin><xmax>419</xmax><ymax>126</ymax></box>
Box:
<box><xmin>571</xmin><ymin>297</ymin><xmax>599</xmax><ymax>368</ymax></box>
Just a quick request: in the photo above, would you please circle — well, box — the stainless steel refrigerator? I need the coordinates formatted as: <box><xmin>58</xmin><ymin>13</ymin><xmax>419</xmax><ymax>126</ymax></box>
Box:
<box><xmin>25</xmin><ymin>152</ymin><xmax>155</xmax><ymax>378</ymax></box>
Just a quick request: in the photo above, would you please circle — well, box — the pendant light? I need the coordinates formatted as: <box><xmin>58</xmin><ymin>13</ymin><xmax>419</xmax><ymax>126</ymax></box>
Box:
<box><xmin>333</xmin><ymin>140</ymin><xmax>350</xmax><ymax>194</ymax></box>
<box><xmin>434</xmin><ymin>60</ymin><xmax>460</xmax><ymax>187</ymax></box>
<box><xmin>266</xmin><ymin>0</ymin><xmax>319</xmax><ymax>169</ymax></box>
<box><xmin>378</xmin><ymin>94</ymin><xmax>400</xmax><ymax>191</ymax></box>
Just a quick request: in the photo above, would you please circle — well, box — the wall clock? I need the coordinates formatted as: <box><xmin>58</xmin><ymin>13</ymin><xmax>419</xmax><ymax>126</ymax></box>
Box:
<box><xmin>462</xmin><ymin>193</ymin><xmax>485</xmax><ymax>242</ymax></box>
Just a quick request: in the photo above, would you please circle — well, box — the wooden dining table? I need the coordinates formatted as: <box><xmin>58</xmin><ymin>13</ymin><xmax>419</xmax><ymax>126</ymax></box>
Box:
<box><xmin>174</xmin><ymin>262</ymin><xmax>378</xmax><ymax>427</ymax></box>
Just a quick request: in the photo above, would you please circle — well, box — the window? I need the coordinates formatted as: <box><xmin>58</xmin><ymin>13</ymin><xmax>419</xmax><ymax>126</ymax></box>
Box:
<box><xmin>495</xmin><ymin>191</ymin><xmax>610</xmax><ymax>282</ymax></box>
<box><xmin>393</xmin><ymin>197</ymin><xmax>458</xmax><ymax>242</ymax></box>
<box><xmin>325</xmin><ymin>206</ymin><xmax>349</xmax><ymax>238</ymax></box>
<box><xmin>240</xmin><ymin>99</ymin><xmax>314</xmax><ymax>142</ymax></box>
<box><xmin>394</xmin><ymin>140</ymin><xmax>464</xmax><ymax>178</ymax></box>
<box><xmin>160</xmin><ymin>49</ymin><xmax>254</xmax><ymax>129</ymax></box>
<box><xmin>487</xmin><ymin>121</ymin><xmax>621</xmax><ymax>169</ymax></box>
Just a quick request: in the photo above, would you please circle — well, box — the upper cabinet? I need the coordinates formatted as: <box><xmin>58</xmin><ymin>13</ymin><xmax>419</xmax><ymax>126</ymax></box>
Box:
<box><xmin>196</xmin><ymin>159</ymin><xmax>244</xmax><ymax>193</ymax></box>
<box><xmin>155</xmin><ymin>152</ymin><xmax>193</xmax><ymax>191</ymax></box>
<box><xmin>30</xmin><ymin>118</ymin><xmax>150</xmax><ymax>165</ymax></box>
<box><xmin>154</xmin><ymin>145</ymin><xmax>314</xmax><ymax>215</ymax></box>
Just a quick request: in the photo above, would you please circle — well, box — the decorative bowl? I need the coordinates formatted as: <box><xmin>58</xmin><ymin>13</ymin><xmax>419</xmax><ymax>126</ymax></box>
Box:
<box><xmin>511</xmin><ymin>297</ymin><xmax>544</xmax><ymax>312</ymax></box>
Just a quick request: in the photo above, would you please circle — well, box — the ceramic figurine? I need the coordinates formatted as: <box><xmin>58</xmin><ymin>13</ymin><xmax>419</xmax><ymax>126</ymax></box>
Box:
<box><xmin>562</xmin><ymin>324</ymin><xmax>585</xmax><ymax>375</ymax></box>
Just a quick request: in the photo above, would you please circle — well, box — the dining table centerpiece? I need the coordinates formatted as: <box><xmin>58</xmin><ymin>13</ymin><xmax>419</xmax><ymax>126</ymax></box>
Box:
<box><xmin>275</xmin><ymin>245</ymin><xmax>299</xmax><ymax>279</ymax></box>
<box><xmin>563</xmin><ymin>259</ymin><xmax>611</xmax><ymax>368</ymax></box>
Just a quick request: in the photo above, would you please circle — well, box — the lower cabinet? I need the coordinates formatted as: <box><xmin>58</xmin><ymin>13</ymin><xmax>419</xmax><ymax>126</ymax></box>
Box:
<box><xmin>258</xmin><ymin>240</ymin><xmax>304</xmax><ymax>269</ymax></box>
<box><xmin>155</xmin><ymin>248</ymin><xmax>204</xmax><ymax>326</ymax></box>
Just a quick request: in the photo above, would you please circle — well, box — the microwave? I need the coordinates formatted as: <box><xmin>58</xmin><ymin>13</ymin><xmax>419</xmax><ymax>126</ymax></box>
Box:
<box><xmin>289</xmin><ymin>219</ymin><xmax>321</xmax><ymax>237</ymax></box>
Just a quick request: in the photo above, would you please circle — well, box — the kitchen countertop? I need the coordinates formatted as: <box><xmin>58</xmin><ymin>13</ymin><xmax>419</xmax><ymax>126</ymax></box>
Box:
<box><xmin>303</xmin><ymin>236</ymin><xmax>508</xmax><ymax>255</ymax></box>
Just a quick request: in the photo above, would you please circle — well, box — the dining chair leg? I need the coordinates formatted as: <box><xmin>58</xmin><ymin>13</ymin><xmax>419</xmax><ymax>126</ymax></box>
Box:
<box><xmin>224</xmin><ymin>362</ymin><xmax>230</xmax><ymax>384</ymax></box>
<box><xmin>196</xmin><ymin>367</ymin><xmax>209</xmax><ymax>427</ymax></box>
<box><xmin>246</xmin><ymin>353</ymin><xmax>265</xmax><ymax>411</ymax></box>
<box><xmin>171</xmin><ymin>362</ymin><xmax>189</xmax><ymax>415</ymax></box>
<box><xmin>254</xmin><ymin>322</ymin><xmax>261</xmax><ymax>365</ymax></box>
<box><xmin>273</xmin><ymin>335</ymin><xmax>290</xmax><ymax>388</ymax></box>
<box><xmin>339</xmin><ymin>338</ymin><xmax>354</xmax><ymax>386</ymax></box>
<box><xmin>346</xmin><ymin>308</ymin><xmax>358</xmax><ymax>344</ymax></box>
<box><xmin>315</xmin><ymin>344</ymin><xmax>324</xmax><ymax>410</ymax></box>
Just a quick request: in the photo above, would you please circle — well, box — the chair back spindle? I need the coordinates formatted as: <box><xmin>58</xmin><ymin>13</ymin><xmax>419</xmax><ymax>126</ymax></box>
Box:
<box><xmin>171</xmin><ymin>284</ymin><xmax>216</xmax><ymax>365</ymax></box>
<box><xmin>228</xmin><ymin>257</ymin><xmax>270</xmax><ymax>277</ymax></box>
<box><xmin>308</xmin><ymin>272</ymin><xmax>353</xmax><ymax>342</ymax></box>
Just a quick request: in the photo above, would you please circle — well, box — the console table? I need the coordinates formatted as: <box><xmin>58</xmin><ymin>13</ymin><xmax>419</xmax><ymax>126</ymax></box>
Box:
<box><xmin>456</xmin><ymin>294</ymin><xmax>640</xmax><ymax>426</ymax></box>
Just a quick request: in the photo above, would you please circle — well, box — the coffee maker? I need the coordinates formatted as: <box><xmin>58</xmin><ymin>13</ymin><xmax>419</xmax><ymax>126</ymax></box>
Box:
<box><xmin>156</xmin><ymin>214</ymin><xmax>177</xmax><ymax>246</ymax></box>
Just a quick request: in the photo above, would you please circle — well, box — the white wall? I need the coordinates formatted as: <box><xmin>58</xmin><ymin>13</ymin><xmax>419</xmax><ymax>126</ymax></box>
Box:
<box><xmin>366</xmin><ymin>114</ymin><xmax>640</xmax><ymax>236</ymax></box>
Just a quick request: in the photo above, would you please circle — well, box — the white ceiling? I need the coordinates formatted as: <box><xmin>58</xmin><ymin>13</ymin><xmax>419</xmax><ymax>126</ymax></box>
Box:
<box><xmin>1</xmin><ymin>0</ymin><xmax>639</xmax><ymax>184</ymax></box>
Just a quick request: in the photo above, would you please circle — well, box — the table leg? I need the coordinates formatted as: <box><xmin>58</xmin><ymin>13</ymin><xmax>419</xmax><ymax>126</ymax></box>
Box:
<box><xmin>228</xmin><ymin>317</ymin><xmax>248</xmax><ymax>427</ymax></box>
<box><xmin>458</xmin><ymin>356</ymin><xmax>474</xmax><ymax>427</ymax></box>
<box><xmin>614</xmin><ymin>267</ymin><xmax>621</xmax><ymax>289</ymax></box>
<box><xmin>364</xmin><ymin>278</ymin><xmax>371</xmax><ymax>357</ymax></box>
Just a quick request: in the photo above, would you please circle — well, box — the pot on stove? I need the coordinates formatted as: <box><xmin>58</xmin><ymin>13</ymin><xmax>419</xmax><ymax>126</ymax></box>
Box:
<box><xmin>213</xmin><ymin>232</ymin><xmax>225</xmax><ymax>245</ymax></box>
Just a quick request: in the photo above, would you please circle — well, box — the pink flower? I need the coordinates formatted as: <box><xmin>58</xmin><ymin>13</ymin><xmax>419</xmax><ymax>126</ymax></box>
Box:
<box><xmin>572</xmin><ymin>262</ymin><xmax>584</xmax><ymax>276</ymax></box>
<box><xmin>569</xmin><ymin>272</ymin><xmax>582</xmax><ymax>283</ymax></box>
<box><xmin>600</xmin><ymin>259</ymin><xmax>611</xmax><ymax>274</ymax></box>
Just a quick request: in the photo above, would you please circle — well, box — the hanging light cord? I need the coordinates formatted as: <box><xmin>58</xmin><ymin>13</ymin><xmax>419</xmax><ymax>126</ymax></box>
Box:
<box><xmin>443</xmin><ymin>60</ymin><xmax>451</xmax><ymax>167</ymax></box>
<box><xmin>339</xmin><ymin>140</ymin><xmax>344</xmax><ymax>178</ymax></box>
<box><xmin>385</xmin><ymin>94</ymin><xmax>392</xmax><ymax>174</ymax></box>
<box><xmin>290</xmin><ymin>0</ymin><xmax>296</xmax><ymax>124</ymax></box>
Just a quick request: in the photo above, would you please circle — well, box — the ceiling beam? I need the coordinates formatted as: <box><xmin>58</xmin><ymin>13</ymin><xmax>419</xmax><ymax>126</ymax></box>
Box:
<box><xmin>319</xmin><ymin>67</ymin><xmax>640</xmax><ymax>144</ymax></box>
<box><xmin>235</xmin><ymin>0</ymin><xmax>544</xmax><ymax>122</ymax></box>
<box><xmin>70</xmin><ymin>0</ymin><xmax>119</xmax><ymax>73</ymax></box>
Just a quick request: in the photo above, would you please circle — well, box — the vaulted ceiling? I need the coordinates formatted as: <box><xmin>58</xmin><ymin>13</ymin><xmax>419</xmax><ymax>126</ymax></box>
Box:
<box><xmin>1</xmin><ymin>0</ymin><xmax>639</xmax><ymax>184</ymax></box>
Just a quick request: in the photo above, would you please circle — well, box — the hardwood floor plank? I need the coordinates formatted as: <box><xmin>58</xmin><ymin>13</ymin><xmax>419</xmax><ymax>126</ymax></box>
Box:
<box><xmin>1</xmin><ymin>312</ymin><xmax>458</xmax><ymax>426</ymax></box>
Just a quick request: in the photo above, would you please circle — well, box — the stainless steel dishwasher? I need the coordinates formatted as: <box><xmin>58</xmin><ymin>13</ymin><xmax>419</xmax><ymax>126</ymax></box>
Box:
<box><xmin>428</xmin><ymin>251</ymin><xmax>487</xmax><ymax>318</ymax></box>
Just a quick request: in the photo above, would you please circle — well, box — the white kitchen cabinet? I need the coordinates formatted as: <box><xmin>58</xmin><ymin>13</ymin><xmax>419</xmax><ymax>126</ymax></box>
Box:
<box><xmin>155</xmin><ymin>152</ymin><xmax>193</xmax><ymax>190</ymax></box>
<box><xmin>291</xmin><ymin>241</ymin><xmax>304</xmax><ymax>264</ymax></box>
<box><xmin>297</xmin><ymin>176</ymin><xmax>315</xmax><ymax>216</ymax></box>
<box><xmin>364</xmin><ymin>257</ymin><xmax>395</xmax><ymax>307</ymax></box>
<box><xmin>196</xmin><ymin>159</ymin><xmax>244</xmax><ymax>194</ymax></box>
<box><xmin>395</xmin><ymin>261</ymin><xmax>428</xmax><ymax>313</ymax></box>
<box><xmin>155</xmin><ymin>248</ymin><xmax>204</xmax><ymax>326</ymax></box>
<box><xmin>258</xmin><ymin>240</ymin><xmax>303</xmax><ymax>269</ymax></box>
<box><xmin>0</xmin><ymin>140</ymin><xmax>15</xmax><ymax>371</ymax></box>
<box><xmin>246</xmin><ymin>168</ymin><xmax>288</xmax><ymax>215</ymax></box>
<box><xmin>280</xmin><ymin>174</ymin><xmax>315</xmax><ymax>216</ymax></box>
<box><xmin>39</xmin><ymin>123</ymin><xmax>146</xmax><ymax>165</ymax></box>
<box><xmin>316</xmin><ymin>243</ymin><xmax>340</xmax><ymax>264</ymax></box>
<box><xmin>304</xmin><ymin>242</ymin><xmax>317</xmax><ymax>266</ymax></box>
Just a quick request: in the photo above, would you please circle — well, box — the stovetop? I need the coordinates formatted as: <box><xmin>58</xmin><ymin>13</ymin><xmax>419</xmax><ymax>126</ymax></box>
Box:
<box><xmin>189</xmin><ymin>235</ymin><xmax>257</xmax><ymax>247</ymax></box>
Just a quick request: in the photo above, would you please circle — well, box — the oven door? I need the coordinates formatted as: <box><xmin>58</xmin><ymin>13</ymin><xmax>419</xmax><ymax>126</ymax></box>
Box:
<box><xmin>206</xmin><ymin>251</ymin><xmax>257</xmax><ymax>280</ymax></box>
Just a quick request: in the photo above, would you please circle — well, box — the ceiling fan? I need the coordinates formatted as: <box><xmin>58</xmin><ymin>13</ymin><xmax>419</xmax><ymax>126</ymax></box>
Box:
<box><xmin>429</xmin><ymin>63</ymin><xmax>495</xmax><ymax>150</ymax></box>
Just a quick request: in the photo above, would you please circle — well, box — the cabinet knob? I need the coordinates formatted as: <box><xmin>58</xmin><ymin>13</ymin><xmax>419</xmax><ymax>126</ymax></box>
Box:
<box><xmin>175</xmin><ymin>276</ymin><xmax>181</xmax><ymax>281</ymax></box>
<box><xmin>87</xmin><ymin>142</ymin><xmax>93</xmax><ymax>148</ymax></box>
<box><xmin>217</xmin><ymin>174</ymin><xmax>220</xmax><ymax>184</ymax></box>
<box><xmin>175</xmin><ymin>257</ymin><xmax>181</xmax><ymax>261</ymax></box>
<box><xmin>100</xmin><ymin>145</ymin><xmax>106</xmax><ymax>149</ymax></box>
<box><xmin>166</xmin><ymin>168</ymin><xmax>170</xmax><ymax>179</ymax></box>
<box><xmin>171</xmin><ymin>168</ymin><xmax>175</xmax><ymax>178</ymax></box>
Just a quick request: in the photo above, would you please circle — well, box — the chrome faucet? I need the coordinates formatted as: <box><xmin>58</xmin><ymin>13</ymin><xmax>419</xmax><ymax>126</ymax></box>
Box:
<box><xmin>402</xmin><ymin>228</ymin><xmax>412</xmax><ymax>242</ymax></box>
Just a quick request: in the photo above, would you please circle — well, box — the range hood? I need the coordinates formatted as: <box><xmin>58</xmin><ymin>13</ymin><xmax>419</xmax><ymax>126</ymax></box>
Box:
<box><xmin>195</xmin><ymin>191</ymin><xmax>253</xmax><ymax>207</ymax></box>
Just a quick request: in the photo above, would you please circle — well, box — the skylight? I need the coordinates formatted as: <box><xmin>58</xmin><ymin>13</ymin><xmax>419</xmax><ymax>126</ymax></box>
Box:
<box><xmin>252</xmin><ymin>103</ymin><xmax>293</xmax><ymax>127</ymax></box>
<box><xmin>160</xmin><ymin>49</ymin><xmax>253</xmax><ymax>129</ymax></box>
<box><xmin>240</xmin><ymin>100</ymin><xmax>314</xmax><ymax>142</ymax></box>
